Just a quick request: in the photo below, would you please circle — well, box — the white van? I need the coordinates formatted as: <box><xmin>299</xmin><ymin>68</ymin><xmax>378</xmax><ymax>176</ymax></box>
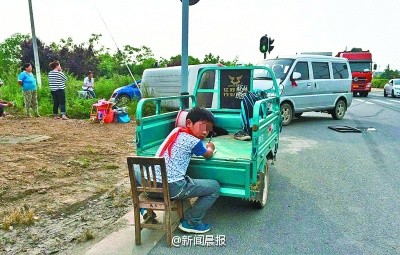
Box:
<box><xmin>254</xmin><ymin>55</ymin><xmax>352</xmax><ymax>125</ymax></box>
<box><xmin>141</xmin><ymin>64</ymin><xmax>217</xmax><ymax>108</ymax></box>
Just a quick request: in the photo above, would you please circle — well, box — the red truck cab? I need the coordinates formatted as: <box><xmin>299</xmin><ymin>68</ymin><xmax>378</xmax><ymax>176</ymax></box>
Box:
<box><xmin>336</xmin><ymin>49</ymin><xmax>376</xmax><ymax>97</ymax></box>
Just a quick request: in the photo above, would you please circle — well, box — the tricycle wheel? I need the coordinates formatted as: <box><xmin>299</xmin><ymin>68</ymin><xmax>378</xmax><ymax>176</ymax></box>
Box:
<box><xmin>254</xmin><ymin>163</ymin><xmax>269</xmax><ymax>208</ymax></box>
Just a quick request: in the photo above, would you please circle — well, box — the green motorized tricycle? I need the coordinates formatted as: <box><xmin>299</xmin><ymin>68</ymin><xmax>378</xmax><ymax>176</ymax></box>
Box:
<box><xmin>135</xmin><ymin>66</ymin><xmax>281</xmax><ymax>207</ymax></box>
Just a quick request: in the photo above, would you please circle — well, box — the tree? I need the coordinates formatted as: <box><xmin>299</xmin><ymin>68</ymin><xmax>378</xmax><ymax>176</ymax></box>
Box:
<box><xmin>202</xmin><ymin>53</ymin><xmax>239</xmax><ymax>66</ymax></box>
<box><xmin>0</xmin><ymin>33</ymin><xmax>30</xmax><ymax>73</ymax></box>
<box><xmin>203</xmin><ymin>53</ymin><xmax>221</xmax><ymax>64</ymax></box>
<box><xmin>20</xmin><ymin>35</ymin><xmax>101</xmax><ymax>78</ymax></box>
<box><xmin>163</xmin><ymin>55</ymin><xmax>201</xmax><ymax>67</ymax></box>
<box><xmin>380</xmin><ymin>65</ymin><xmax>400</xmax><ymax>79</ymax></box>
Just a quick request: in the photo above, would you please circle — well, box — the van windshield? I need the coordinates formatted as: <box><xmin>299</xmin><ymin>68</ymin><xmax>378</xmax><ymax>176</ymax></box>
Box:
<box><xmin>254</xmin><ymin>58</ymin><xmax>294</xmax><ymax>80</ymax></box>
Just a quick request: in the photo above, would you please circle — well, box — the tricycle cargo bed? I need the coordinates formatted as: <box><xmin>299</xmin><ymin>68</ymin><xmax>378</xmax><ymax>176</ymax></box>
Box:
<box><xmin>136</xmin><ymin>107</ymin><xmax>280</xmax><ymax>200</ymax></box>
<box><xmin>137</xmin><ymin>110</ymin><xmax>279</xmax><ymax>162</ymax></box>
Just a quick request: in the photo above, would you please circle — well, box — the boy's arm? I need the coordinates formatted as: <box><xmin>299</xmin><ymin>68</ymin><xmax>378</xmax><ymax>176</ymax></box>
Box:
<box><xmin>202</xmin><ymin>142</ymin><xmax>215</xmax><ymax>159</ymax></box>
<box><xmin>192</xmin><ymin>140</ymin><xmax>215</xmax><ymax>159</ymax></box>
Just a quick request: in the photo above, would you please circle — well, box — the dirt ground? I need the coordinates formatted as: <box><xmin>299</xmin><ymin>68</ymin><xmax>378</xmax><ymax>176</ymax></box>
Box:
<box><xmin>0</xmin><ymin>116</ymin><xmax>137</xmax><ymax>254</ymax></box>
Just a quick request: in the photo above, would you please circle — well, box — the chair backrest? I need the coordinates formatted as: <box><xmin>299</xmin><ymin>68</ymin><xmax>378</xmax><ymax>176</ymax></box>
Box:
<box><xmin>175</xmin><ymin>110</ymin><xmax>188</xmax><ymax>127</ymax></box>
<box><xmin>127</xmin><ymin>156</ymin><xmax>171</xmax><ymax>204</ymax></box>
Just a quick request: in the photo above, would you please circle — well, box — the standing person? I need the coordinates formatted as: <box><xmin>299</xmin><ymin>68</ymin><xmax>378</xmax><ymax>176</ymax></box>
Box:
<box><xmin>82</xmin><ymin>71</ymin><xmax>96</xmax><ymax>98</ymax></box>
<box><xmin>48</xmin><ymin>61</ymin><xmax>68</xmax><ymax>120</ymax></box>
<box><xmin>137</xmin><ymin>107</ymin><xmax>220</xmax><ymax>233</ymax></box>
<box><xmin>17</xmin><ymin>63</ymin><xmax>40</xmax><ymax>117</ymax></box>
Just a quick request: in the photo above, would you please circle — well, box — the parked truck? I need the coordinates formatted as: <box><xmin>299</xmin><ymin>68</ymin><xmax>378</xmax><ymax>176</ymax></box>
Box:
<box><xmin>336</xmin><ymin>48</ymin><xmax>376</xmax><ymax>97</ymax></box>
<box><xmin>135</xmin><ymin>66</ymin><xmax>282</xmax><ymax>207</ymax></box>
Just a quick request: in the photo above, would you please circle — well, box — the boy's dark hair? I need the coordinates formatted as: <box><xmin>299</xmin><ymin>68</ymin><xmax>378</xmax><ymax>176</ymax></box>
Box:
<box><xmin>186</xmin><ymin>107</ymin><xmax>214</xmax><ymax>124</ymax></box>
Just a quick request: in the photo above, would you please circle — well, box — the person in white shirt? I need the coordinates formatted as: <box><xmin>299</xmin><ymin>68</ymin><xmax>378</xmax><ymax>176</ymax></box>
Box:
<box><xmin>82</xmin><ymin>71</ymin><xmax>96</xmax><ymax>98</ymax></box>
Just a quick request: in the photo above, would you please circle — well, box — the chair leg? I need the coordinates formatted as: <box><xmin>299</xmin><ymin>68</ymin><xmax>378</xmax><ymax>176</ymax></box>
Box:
<box><xmin>165</xmin><ymin>209</ymin><xmax>172</xmax><ymax>247</ymax></box>
<box><xmin>134</xmin><ymin>206</ymin><xmax>141</xmax><ymax>245</ymax></box>
<box><xmin>177</xmin><ymin>201</ymin><xmax>184</xmax><ymax>220</ymax></box>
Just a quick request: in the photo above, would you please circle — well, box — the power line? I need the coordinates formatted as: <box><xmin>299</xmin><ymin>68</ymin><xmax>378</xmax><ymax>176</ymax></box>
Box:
<box><xmin>91</xmin><ymin>0</ymin><xmax>139</xmax><ymax>88</ymax></box>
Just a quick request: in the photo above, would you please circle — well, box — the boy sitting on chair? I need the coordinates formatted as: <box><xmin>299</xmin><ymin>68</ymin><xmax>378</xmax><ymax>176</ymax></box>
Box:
<box><xmin>136</xmin><ymin>107</ymin><xmax>220</xmax><ymax>233</ymax></box>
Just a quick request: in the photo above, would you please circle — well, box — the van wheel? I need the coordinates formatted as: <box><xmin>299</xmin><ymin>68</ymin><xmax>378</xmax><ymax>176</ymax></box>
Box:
<box><xmin>360</xmin><ymin>92</ymin><xmax>368</xmax><ymax>97</ymax></box>
<box><xmin>384</xmin><ymin>90</ymin><xmax>387</xmax><ymax>97</ymax></box>
<box><xmin>331</xmin><ymin>99</ymin><xmax>347</xmax><ymax>120</ymax></box>
<box><xmin>392</xmin><ymin>90</ymin><xmax>396</xmax><ymax>98</ymax></box>
<box><xmin>281</xmin><ymin>103</ymin><xmax>293</xmax><ymax>126</ymax></box>
<box><xmin>353</xmin><ymin>92</ymin><xmax>357</xmax><ymax>97</ymax></box>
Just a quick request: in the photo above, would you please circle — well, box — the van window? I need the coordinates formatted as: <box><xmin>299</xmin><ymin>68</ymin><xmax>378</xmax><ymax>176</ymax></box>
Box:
<box><xmin>293</xmin><ymin>61</ymin><xmax>309</xmax><ymax>80</ymax></box>
<box><xmin>312</xmin><ymin>62</ymin><xmax>330</xmax><ymax>79</ymax></box>
<box><xmin>332</xmin><ymin>63</ymin><xmax>349</xmax><ymax>79</ymax></box>
<box><xmin>254</xmin><ymin>58</ymin><xmax>294</xmax><ymax>80</ymax></box>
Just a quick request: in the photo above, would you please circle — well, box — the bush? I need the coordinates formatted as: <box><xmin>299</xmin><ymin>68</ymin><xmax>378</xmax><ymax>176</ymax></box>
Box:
<box><xmin>372</xmin><ymin>78</ymin><xmax>388</xmax><ymax>88</ymax></box>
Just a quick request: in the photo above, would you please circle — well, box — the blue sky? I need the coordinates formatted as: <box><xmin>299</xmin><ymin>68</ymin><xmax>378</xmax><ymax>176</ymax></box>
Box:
<box><xmin>2</xmin><ymin>0</ymin><xmax>399</xmax><ymax>71</ymax></box>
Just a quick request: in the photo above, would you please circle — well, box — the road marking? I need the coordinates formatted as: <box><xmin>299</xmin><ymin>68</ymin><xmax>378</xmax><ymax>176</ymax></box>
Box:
<box><xmin>388</xmin><ymin>99</ymin><xmax>400</xmax><ymax>104</ymax></box>
<box><xmin>354</xmin><ymin>98</ymin><xmax>374</xmax><ymax>104</ymax></box>
<box><xmin>370</xmin><ymin>99</ymin><xmax>393</xmax><ymax>105</ymax></box>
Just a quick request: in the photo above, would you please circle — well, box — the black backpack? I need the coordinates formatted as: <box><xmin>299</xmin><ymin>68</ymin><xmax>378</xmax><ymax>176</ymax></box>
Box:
<box><xmin>240</xmin><ymin>91</ymin><xmax>266</xmax><ymax>136</ymax></box>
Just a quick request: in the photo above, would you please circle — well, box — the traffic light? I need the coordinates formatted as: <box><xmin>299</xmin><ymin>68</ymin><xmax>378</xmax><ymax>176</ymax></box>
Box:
<box><xmin>268</xmin><ymin>38</ymin><xmax>275</xmax><ymax>53</ymax></box>
<box><xmin>260</xmin><ymin>35</ymin><xmax>269</xmax><ymax>53</ymax></box>
<box><xmin>180</xmin><ymin>0</ymin><xmax>200</xmax><ymax>5</ymax></box>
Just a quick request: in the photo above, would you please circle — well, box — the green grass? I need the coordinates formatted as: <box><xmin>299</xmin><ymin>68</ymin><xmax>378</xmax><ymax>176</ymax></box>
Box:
<box><xmin>0</xmin><ymin>71</ymin><xmax>150</xmax><ymax>119</ymax></box>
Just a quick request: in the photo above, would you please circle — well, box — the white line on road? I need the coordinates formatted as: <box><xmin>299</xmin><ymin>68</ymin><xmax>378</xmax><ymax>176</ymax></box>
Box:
<box><xmin>354</xmin><ymin>99</ymin><xmax>374</xmax><ymax>104</ymax></box>
<box><xmin>370</xmin><ymin>99</ymin><xmax>394</xmax><ymax>105</ymax></box>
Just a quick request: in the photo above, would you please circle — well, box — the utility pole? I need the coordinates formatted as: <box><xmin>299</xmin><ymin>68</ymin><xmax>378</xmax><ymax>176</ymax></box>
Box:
<box><xmin>181</xmin><ymin>0</ymin><xmax>190</xmax><ymax>102</ymax></box>
<box><xmin>28</xmin><ymin>0</ymin><xmax>42</xmax><ymax>87</ymax></box>
<box><xmin>180</xmin><ymin>0</ymin><xmax>199</xmax><ymax>107</ymax></box>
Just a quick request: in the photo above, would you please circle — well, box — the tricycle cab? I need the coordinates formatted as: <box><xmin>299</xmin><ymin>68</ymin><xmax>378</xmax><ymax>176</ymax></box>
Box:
<box><xmin>135</xmin><ymin>66</ymin><xmax>281</xmax><ymax>207</ymax></box>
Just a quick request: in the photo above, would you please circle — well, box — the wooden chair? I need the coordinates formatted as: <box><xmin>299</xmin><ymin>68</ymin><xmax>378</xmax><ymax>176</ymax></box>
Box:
<box><xmin>127</xmin><ymin>156</ymin><xmax>183</xmax><ymax>247</ymax></box>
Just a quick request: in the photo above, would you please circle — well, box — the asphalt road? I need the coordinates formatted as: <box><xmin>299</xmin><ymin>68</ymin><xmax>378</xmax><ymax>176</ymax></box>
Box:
<box><xmin>149</xmin><ymin>90</ymin><xmax>400</xmax><ymax>255</ymax></box>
